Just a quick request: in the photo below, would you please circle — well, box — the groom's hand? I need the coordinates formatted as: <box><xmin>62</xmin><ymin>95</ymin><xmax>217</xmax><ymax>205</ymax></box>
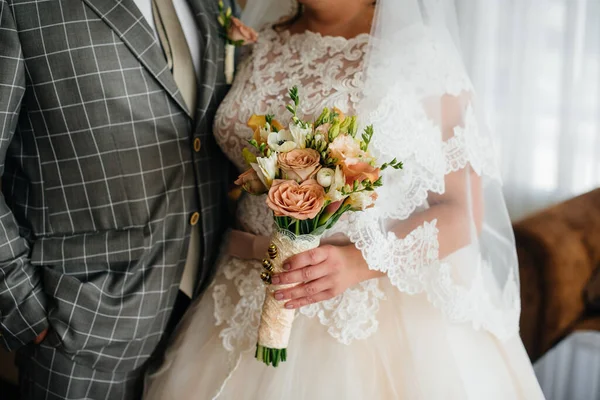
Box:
<box><xmin>270</xmin><ymin>244</ymin><xmax>384</xmax><ymax>309</ymax></box>
<box><xmin>33</xmin><ymin>328</ymin><xmax>48</xmax><ymax>345</ymax></box>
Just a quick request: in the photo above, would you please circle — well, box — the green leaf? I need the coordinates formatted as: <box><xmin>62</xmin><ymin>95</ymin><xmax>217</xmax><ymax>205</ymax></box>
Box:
<box><xmin>348</xmin><ymin>116</ymin><xmax>358</xmax><ymax>137</ymax></box>
<box><xmin>360</xmin><ymin>125</ymin><xmax>374</xmax><ymax>151</ymax></box>
<box><xmin>248</xmin><ymin>139</ymin><xmax>260</xmax><ymax>150</ymax></box>
<box><xmin>242</xmin><ymin>148</ymin><xmax>257</xmax><ymax>165</ymax></box>
<box><xmin>315</xmin><ymin>107</ymin><xmax>330</xmax><ymax>126</ymax></box>
<box><xmin>289</xmin><ymin>86</ymin><xmax>299</xmax><ymax>106</ymax></box>
<box><xmin>328</xmin><ymin>121</ymin><xmax>341</xmax><ymax>142</ymax></box>
<box><xmin>285</xmin><ymin>86</ymin><xmax>301</xmax><ymax>117</ymax></box>
<box><xmin>380</xmin><ymin>157</ymin><xmax>404</xmax><ymax>171</ymax></box>
<box><xmin>339</xmin><ymin>115</ymin><xmax>352</xmax><ymax>132</ymax></box>
<box><xmin>324</xmin><ymin>204</ymin><xmax>352</xmax><ymax>229</ymax></box>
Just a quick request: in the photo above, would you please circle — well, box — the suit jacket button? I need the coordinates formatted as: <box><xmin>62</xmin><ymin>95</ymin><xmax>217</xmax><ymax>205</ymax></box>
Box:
<box><xmin>190</xmin><ymin>212</ymin><xmax>200</xmax><ymax>226</ymax></box>
<box><xmin>193</xmin><ymin>138</ymin><xmax>201</xmax><ymax>152</ymax></box>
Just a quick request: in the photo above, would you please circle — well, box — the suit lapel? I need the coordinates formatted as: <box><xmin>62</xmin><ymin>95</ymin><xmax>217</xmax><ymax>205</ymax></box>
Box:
<box><xmin>82</xmin><ymin>0</ymin><xmax>192</xmax><ymax>118</ymax></box>
<box><xmin>187</xmin><ymin>0</ymin><xmax>220</xmax><ymax>121</ymax></box>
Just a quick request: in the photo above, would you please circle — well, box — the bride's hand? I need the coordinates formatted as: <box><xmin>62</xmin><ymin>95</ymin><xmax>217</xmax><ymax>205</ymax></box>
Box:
<box><xmin>270</xmin><ymin>244</ymin><xmax>384</xmax><ymax>309</ymax></box>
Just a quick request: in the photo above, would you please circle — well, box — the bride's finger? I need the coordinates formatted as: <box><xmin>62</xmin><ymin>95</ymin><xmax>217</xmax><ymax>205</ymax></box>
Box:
<box><xmin>284</xmin><ymin>289</ymin><xmax>336</xmax><ymax>309</ymax></box>
<box><xmin>271</xmin><ymin>261</ymin><xmax>330</xmax><ymax>285</ymax></box>
<box><xmin>274</xmin><ymin>277</ymin><xmax>333</xmax><ymax>301</ymax></box>
<box><xmin>282</xmin><ymin>246</ymin><xmax>330</xmax><ymax>271</ymax></box>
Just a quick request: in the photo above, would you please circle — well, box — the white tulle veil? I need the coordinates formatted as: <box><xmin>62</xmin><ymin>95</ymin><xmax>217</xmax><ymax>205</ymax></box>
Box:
<box><xmin>241</xmin><ymin>0</ymin><xmax>521</xmax><ymax>340</ymax></box>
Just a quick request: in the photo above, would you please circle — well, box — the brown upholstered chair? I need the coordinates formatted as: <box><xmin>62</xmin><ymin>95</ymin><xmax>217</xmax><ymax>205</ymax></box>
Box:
<box><xmin>516</xmin><ymin>188</ymin><xmax>600</xmax><ymax>362</ymax></box>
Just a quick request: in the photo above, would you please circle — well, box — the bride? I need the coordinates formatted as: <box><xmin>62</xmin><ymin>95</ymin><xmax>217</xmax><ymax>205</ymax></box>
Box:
<box><xmin>145</xmin><ymin>0</ymin><xmax>545</xmax><ymax>398</ymax></box>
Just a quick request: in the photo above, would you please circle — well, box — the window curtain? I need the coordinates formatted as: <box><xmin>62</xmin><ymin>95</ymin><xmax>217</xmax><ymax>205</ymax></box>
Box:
<box><xmin>456</xmin><ymin>0</ymin><xmax>600</xmax><ymax>220</ymax></box>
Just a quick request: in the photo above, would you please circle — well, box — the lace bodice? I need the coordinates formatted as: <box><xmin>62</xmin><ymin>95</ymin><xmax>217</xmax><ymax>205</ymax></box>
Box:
<box><xmin>212</xmin><ymin>29</ymin><xmax>386</xmax><ymax>349</ymax></box>
<box><xmin>215</xmin><ymin>28</ymin><xmax>368</xmax><ymax>174</ymax></box>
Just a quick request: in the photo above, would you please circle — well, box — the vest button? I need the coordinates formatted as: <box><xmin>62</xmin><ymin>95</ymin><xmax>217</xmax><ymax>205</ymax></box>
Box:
<box><xmin>193</xmin><ymin>138</ymin><xmax>201</xmax><ymax>152</ymax></box>
<box><xmin>189</xmin><ymin>212</ymin><xmax>200</xmax><ymax>226</ymax></box>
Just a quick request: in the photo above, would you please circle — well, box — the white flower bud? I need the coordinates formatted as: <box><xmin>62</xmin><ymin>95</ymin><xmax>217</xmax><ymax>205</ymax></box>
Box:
<box><xmin>316</xmin><ymin>168</ymin><xmax>335</xmax><ymax>187</ymax></box>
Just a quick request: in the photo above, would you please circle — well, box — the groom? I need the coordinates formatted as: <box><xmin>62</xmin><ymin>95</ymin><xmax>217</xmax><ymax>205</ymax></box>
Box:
<box><xmin>0</xmin><ymin>0</ymin><xmax>237</xmax><ymax>397</ymax></box>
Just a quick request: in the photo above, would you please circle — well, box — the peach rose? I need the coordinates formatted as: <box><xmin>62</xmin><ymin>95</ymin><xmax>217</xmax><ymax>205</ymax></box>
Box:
<box><xmin>342</xmin><ymin>162</ymin><xmax>380</xmax><ymax>185</ymax></box>
<box><xmin>278</xmin><ymin>149</ymin><xmax>321</xmax><ymax>182</ymax></box>
<box><xmin>266</xmin><ymin>179</ymin><xmax>325</xmax><ymax>220</ymax></box>
<box><xmin>228</xmin><ymin>17</ymin><xmax>258</xmax><ymax>45</ymax></box>
<box><xmin>235</xmin><ymin>168</ymin><xmax>267</xmax><ymax>195</ymax></box>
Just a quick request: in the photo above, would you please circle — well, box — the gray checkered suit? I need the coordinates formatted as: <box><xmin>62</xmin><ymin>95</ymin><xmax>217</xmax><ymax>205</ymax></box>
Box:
<box><xmin>0</xmin><ymin>0</ymin><xmax>236</xmax><ymax>398</ymax></box>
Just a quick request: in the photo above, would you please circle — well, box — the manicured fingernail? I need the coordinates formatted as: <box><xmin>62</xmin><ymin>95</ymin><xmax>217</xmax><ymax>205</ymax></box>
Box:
<box><xmin>271</xmin><ymin>276</ymin><xmax>280</xmax><ymax>285</ymax></box>
<box><xmin>283</xmin><ymin>263</ymin><xmax>290</xmax><ymax>270</ymax></box>
<box><xmin>274</xmin><ymin>292</ymin><xmax>284</xmax><ymax>300</ymax></box>
<box><xmin>285</xmin><ymin>303</ymin><xmax>294</xmax><ymax>309</ymax></box>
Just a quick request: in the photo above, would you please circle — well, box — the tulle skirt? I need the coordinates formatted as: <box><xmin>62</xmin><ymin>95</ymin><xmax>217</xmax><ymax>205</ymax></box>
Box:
<box><xmin>144</xmin><ymin>269</ymin><xmax>544</xmax><ymax>400</ymax></box>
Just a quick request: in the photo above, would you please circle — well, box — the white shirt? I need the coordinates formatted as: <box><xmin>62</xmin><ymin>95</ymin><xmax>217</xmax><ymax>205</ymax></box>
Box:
<box><xmin>133</xmin><ymin>0</ymin><xmax>201</xmax><ymax>79</ymax></box>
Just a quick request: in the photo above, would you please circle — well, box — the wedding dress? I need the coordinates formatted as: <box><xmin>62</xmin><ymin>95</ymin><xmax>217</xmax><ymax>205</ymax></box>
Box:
<box><xmin>144</xmin><ymin>23</ymin><xmax>545</xmax><ymax>399</ymax></box>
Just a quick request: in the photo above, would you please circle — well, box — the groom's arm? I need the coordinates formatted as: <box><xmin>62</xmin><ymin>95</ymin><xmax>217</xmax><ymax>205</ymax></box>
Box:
<box><xmin>0</xmin><ymin>0</ymin><xmax>50</xmax><ymax>351</ymax></box>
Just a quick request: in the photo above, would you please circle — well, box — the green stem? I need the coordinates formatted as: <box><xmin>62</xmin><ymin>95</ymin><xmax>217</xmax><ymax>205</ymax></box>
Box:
<box><xmin>295</xmin><ymin>219</ymin><xmax>300</xmax><ymax>235</ymax></box>
<box><xmin>256</xmin><ymin>344</ymin><xmax>287</xmax><ymax>367</ymax></box>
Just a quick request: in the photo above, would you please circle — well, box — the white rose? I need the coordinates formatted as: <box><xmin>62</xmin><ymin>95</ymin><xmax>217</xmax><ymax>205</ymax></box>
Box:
<box><xmin>316</xmin><ymin>168</ymin><xmax>335</xmax><ymax>187</ymax></box>
<box><xmin>251</xmin><ymin>153</ymin><xmax>278</xmax><ymax>188</ymax></box>
<box><xmin>268</xmin><ymin>129</ymin><xmax>297</xmax><ymax>153</ymax></box>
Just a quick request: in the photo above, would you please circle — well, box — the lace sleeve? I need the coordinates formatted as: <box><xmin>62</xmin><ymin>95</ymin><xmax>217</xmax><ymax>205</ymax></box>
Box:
<box><xmin>348</xmin><ymin>25</ymin><xmax>521</xmax><ymax>340</ymax></box>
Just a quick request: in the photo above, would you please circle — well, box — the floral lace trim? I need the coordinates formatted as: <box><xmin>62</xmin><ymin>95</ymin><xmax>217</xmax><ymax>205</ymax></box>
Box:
<box><xmin>212</xmin><ymin>257</ymin><xmax>265</xmax><ymax>354</ymax></box>
<box><xmin>348</xmin><ymin>217</ymin><xmax>520</xmax><ymax>340</ymax></box>
<box><xmin>299</xmin><ymin>279</ymin><xmax>385</xmax><ymax>345</ymax></box>
<box><xmin>445</xmin><ymin>104</ymin><xmax>502</xmax><ymax>182</ymax></box>
<box><xmin>212</xmin><ymin>254</ymin><xmax>387</xmax><ymax>353</ymax></box>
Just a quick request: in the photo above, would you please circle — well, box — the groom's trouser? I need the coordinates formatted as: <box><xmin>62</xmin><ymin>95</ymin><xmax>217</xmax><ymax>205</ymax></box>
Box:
<box><xmin>16</xmin><ymin>344</ymin><xmax>143</xmax><ymax>400</ymax></box>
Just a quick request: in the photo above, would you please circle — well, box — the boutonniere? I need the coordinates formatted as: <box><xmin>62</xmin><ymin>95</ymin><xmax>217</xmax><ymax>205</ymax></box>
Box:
<box><xmin>218</xmin><ymin>1</ymin><xmax>259</xmax><ymax>84</ymax></box>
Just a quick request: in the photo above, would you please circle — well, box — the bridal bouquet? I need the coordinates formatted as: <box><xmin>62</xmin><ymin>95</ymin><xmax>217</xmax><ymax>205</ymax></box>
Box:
<box><xmin>235</xmin><ymin>87</ymin><xmax>403</xmax><ymax>367</ymax></box>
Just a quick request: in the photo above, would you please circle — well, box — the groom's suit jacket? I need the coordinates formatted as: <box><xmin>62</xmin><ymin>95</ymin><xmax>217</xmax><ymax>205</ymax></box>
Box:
<box><xmin>0</xmin><ymin>0</ymin><xmax>235</xmax><ymax>372</ymax></box>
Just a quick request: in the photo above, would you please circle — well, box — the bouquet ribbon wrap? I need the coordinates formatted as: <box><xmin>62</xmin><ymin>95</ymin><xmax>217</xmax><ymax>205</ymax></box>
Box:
<box><xmin>256</xmin><ymin>229</ymin><xmax>321</xmax><ymax>362</ymax></box>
